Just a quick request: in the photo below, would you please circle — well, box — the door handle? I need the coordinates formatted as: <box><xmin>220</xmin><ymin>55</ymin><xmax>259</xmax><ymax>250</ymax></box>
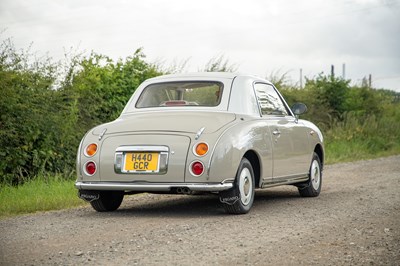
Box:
<box><xmin>272</xmin><ymin>129</ymin><xmax>281</xmax><ymax>136</ymax></box>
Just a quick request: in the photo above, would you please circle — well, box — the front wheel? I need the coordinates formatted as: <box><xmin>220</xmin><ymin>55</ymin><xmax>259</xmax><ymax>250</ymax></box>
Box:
<box><xmin>90</xmin><ymin>191</ymin><xmax>124</xmax><ymax>212</ymax></box>
<box><xmin>220</xmin><ymin>158</ymin><xmax>255</xmax><ymax>214</ymax></box>
<box><xmin>298</xmin><ymin>152</ymin><xmax>322</xmax><ymax>197</ymax></box>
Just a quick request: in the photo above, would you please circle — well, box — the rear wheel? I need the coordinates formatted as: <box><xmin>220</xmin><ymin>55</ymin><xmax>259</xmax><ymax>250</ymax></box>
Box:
<box><xmin>298</xmin><ymin>152</ymin><xmax>322</xmax><ymax>197</ymax></box>
<box><xmin>220</xmin><ymin>158</ymin><xmax>255</xmax><ymax>214</ymax></box>
<box><xmin>90</xmin><ymin>191</ymin><xmax>124</xmax><ymax>212</ymax></box>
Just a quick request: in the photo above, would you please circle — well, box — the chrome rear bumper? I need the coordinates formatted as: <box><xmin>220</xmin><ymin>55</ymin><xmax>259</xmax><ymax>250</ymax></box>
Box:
<box><xmin>75</xmin><ymin>181</ymin><xmax>233</xmax><ymax>192</ymax></box>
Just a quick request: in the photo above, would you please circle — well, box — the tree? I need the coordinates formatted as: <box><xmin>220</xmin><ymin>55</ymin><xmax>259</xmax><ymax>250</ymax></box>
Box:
<box><xmin>305</xmin><ymin>74</ymin><xmax>350</xmax><ymax>119</ymax></box>
<box><xmin>202</xmin><ymin>55</ymin><xmax>238</xmax><ymax>72</ymax></box>
<box><xmin>67</xmin><ymin>49</ymin><xmax>163</xmax><ymax>127</ymax></box>
<box><xmin>0</xmin><ymin>38</ymin><xmax>64</xmax><ymax>184</ymax></box>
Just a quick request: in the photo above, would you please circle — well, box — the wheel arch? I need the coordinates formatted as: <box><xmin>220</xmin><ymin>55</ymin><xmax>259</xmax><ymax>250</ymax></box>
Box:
<box><xmin>243</xmin><ymin>150</ymin><xmax>261</xmax><ymax>188</ymax></box>
<box><xmin>314</xmin><ymin>144</ymin><xmax>324</xmax><ymax>170</ymax></box>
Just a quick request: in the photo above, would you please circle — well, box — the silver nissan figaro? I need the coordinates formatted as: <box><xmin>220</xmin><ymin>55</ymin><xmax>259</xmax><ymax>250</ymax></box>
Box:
<box><xmin>76</xmin><ymin>72</ymin><xmax>324</xmax><ymax>214</ymax></box>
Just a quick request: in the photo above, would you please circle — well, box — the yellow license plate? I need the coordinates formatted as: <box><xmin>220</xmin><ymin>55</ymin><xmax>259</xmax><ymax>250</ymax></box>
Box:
<box><xmin>124</xmin><ymin>152</ymin><xmax>159</xmax><ymax>172</ymax></box>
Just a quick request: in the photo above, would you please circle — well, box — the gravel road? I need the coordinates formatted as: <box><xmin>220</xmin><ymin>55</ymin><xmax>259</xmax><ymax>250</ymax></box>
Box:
<box><xmin>1</xmin><ymin>156</ymin><xmax>399</xmax><ymax>265</ymax></box>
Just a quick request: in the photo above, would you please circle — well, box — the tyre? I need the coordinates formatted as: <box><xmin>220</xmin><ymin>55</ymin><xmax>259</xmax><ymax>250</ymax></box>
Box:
<box><xmin>90</xmin><ymin>191</ymin><xmax>124</xmax><ymax>212</ymax></box>
<box><xmin>220</xmin><ymin>158</ymin><xmax>255</xmax><ymax>214</ymax></box>
<box><xmin>298</xmin><ymin>152</ymin><xmax>322</xmax><ymax>197</ymax></box>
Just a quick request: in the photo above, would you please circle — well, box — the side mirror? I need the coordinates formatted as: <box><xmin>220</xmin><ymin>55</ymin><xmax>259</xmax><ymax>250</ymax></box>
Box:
<box><xmin>291</xmin><ymin>103</ymin><xmax>307</xmax><ymax>116</ymax></box>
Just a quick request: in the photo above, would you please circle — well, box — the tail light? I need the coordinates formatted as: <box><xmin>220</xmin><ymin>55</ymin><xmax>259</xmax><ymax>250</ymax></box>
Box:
<box><xmin>194</xmin><ymin>142</ymin><xmax>209</xmax><ymax>156</ymax></box>
<box><xmin>85</xmin><ymin>143</ymin><xmax>98</xmax><ymax>157</ymax></box>
<box><xmin>190</xmin><ymin>161</ymin><xmax>204</xmax><ymax>176</ymax></box>
<box><xmin>84</xmin><ymin>161</ymin><xmax>97</xmax><ymax>176</ymax></box>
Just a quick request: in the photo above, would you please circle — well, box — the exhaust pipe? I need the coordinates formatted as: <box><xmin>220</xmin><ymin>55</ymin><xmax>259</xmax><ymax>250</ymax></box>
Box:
<box><xmin>182</xmin><ymin>188</ymin><xmax>191</xmax><ymax>194</ymax></box>
<box><xmin>176</xmin><ymin>187</ymin><xmax>192</xmax><ymax>194</ymax></box>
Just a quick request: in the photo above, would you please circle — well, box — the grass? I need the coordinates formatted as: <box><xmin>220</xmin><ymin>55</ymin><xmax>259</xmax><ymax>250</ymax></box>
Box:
<box><xmin>0</xmin><ymin>176</ymin><xmax>84</xmax><ymax>219</ymax></box>
<box><xmin>324</xmin><ymin>113</ymin><xmax>400</xmax><ymax>164</ymax></box>
<box><xmin>325</xmin><ymin>140</ymin><xmax>400</xmax><ymax>164</ymax></box>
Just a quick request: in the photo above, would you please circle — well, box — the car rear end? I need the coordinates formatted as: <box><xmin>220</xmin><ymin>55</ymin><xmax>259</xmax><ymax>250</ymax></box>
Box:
<box><xmin>75</xmin><ymin>111</ymin><xmax>237</xmax><ymax>193</ymax></box>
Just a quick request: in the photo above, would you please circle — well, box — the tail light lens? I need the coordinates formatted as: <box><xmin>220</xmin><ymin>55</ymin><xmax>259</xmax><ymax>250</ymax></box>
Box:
<box><xmin>84</xmin><ymin>161</ymin><xmax>97</xmax><ymax>176</ymax></box>
<box><xmin>194</xmin><ymin>142</ymin><xmax>209</xmax><ymax>156</ymax></box>
<box><xmin>190</xmin><ymin>161</ymin><xmax>204</xmax><ymax>176</ymax></box>
<box><xmin>85</xmin><ymin>143</ymin><xmax>98</xmax><ymax>157</ymax></box>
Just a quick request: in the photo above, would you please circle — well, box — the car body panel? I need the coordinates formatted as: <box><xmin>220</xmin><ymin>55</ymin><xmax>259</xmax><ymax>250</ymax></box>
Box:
<box><xmin>92</xmin><ymin>111</ymin><xmax>236</xmax><ymax>135</ymax></box>
<box><xmin>100</xmin><ymin>134</ymin><xmax>190</xmax><ymax>182</ymax></box>
<box><xmin>207</xmin><ymin>117</ymin><xmax>273</xmax><ymax>184</ymax></box>
<box><xmin>267</xmin><ymin>116</ymin><xmax>311</xmax><ymax>179</ymax></box>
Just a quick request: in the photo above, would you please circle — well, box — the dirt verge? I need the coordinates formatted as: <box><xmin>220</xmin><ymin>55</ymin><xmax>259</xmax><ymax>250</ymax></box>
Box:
<box><xmin>1</xmin><ymin>156</ymin><xmax>399</xmax><ymax>265</ymax></box>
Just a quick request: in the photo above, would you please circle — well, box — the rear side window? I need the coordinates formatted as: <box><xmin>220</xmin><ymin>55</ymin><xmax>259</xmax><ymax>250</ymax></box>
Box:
<box><xmin>136</xmin><ymin>81</ymin><xmax>223</xmax><ymax>108</ymax></box>
<box><xmin>254</xmin><ymin>83</ymin><xmax>288</xmax><ymax>116</ymax></box>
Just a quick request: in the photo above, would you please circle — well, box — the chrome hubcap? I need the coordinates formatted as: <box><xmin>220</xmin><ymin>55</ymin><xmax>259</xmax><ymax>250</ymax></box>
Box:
<box><xmin>310</xmin><ymin>160</ymin><xmax>321</xmax><ymax>190</ymax></box>
<box><xmin>239</xmin><ymin>168</ymin><xmax>253</xmax><ymax>205</ymax></box>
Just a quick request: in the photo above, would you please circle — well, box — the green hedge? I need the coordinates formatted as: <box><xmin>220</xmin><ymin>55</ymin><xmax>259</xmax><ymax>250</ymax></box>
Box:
<box><xmin>1</xmin><ymin>38</ymin><xmax>399</xmax><ymax>185</ymax></box>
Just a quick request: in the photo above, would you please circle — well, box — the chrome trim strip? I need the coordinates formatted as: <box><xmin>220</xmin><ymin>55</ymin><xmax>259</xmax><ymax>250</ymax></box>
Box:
<box><xmin>98</xmin><ymin>128</ymin><xmax>107</xmax><ymax>141</ymax></box>
<box><xmin>270</xmin><ymin>173</ymin><xmax>308</xmax><ymax>180</ymax></box>
<box><xmin>261</xmin><ymin>174</ymin><xmax>309</xmax><ymax>188</ymax></box>
<box><xmin>195</xmin><ymin>127</ymin><xmax>205</xmax><ymax>140</ymax></box>
<box><xmin>116</xmin><ymin>146</ymin><xmax>169</xmax><ymax>152</ymax></box>
<box><xmin>75</xmin><ymin>181</ymin><xmax>233</xmax><ymax>192</ymax></box>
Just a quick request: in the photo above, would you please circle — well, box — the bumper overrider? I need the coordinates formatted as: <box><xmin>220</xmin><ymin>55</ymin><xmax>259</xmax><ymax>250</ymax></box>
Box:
<box><xmin>75</xmin><ymin>181</ymin><xmax>234</xmax><ymax>192</ymax></box>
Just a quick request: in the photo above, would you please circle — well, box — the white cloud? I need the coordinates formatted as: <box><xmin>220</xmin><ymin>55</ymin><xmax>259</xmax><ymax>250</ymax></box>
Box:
<box><xmin>0</xmin><ymin>0</ymin><xmax>399</xmax><ymax>90</ymax></box>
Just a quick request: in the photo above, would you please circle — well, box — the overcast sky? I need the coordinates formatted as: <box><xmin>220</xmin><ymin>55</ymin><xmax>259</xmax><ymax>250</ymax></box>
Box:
<box><xmin>1</xmin><ymin>0</ymin><xmax>399</xmax><ymax>91</ymax></box>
